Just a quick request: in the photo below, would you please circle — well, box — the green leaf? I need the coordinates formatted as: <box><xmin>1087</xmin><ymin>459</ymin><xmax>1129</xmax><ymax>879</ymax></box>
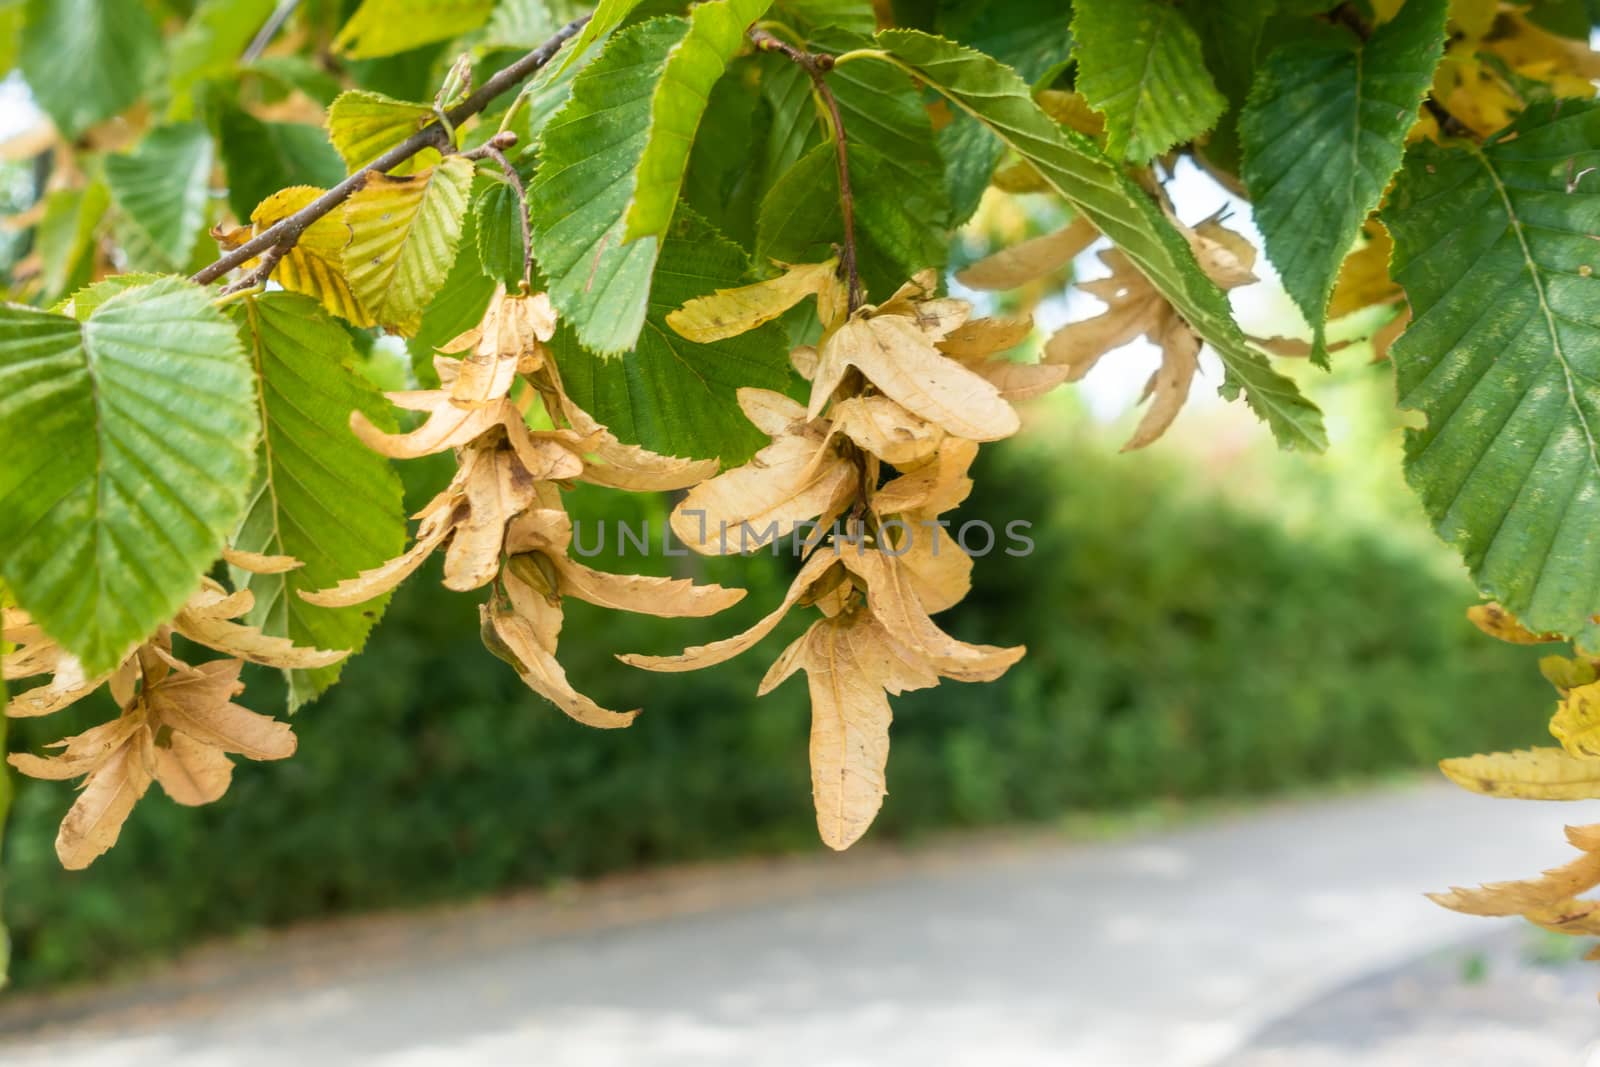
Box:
<box><xmin>1240</xmin><ymin>0</ymin><xmax>1446</xmax><ymax>364</ymax></box>
<box><xmin>484</xmin><ymin>0</ymin><xmax>558</xmax><ymax>48</ymax></box>
<box><xmin>1187</xmin><ymin>0</ymin><xmax>1277</xmax><ymax>174</ymax></box>
<box><xmin>772</xmin><ymin>0</ymin><xmax>876</xmax><ymax>36</ymax></box>
<box><xmin>103</xmin><ymin>124</ymin><xmax>215</xmax><ymax>272</ymax></box>
<box><xmin>551</xmin><ymin>0</ymin><xmax>646</xmax><ymax>75</ymax></box>
<box><xmin>20</xmin><ymin>0</ymin><xmax>159</xmax><ymax>138</ymax></box>
<box><xmin>529</xmin><ymin>16</ymin><xmax>688</xmax><ymax>354</ymax></box>
<box><xmin>1069</xmin><ymin>0</ymin><xmax>1226</xmax><ymax>162</ymax></box>
<box><xmin>219</xmin><ymin>109</ymin><xmax>346</xmax><ymax>223</ymax></box>
<box><xmin>231</xmin><ymin>294</ymin><xmax>408</xmax><ymax>709</ymax></box>
<box><xmin>934</xmin><ymin>0</ymin><xmax>1073</xmax><ymax>85</ymax></box>
<box><xmin>343</xmin><ymin>155</ymin><xmax>474</xmax><ymax>334</ymax></box>
<box><xmin>1384</xmin><ymin>101</ymin><xmax>1600</xmax><ymax>649</ymax></box>
<box><xmin>682</xmin><ymin>60</ymin><xmax>768</xmax><ymax>249</ymax></box>
<box><xmin>0</xmin><ymin>278</ymin><xmax>259</xmax><ymax>672</ymax></box>
<box><xmin>473</xmin><ymin>177</ymin><xmax>527</xmax><ymax>287</ymax></box>
<box><xmin>553</xmin><ymin>212</ymin><xmax>793</xmax><ymax>462</ymax></box>
<box><xmin>759</xmin><ymin>141</ymin><xmax>947</xmax><ymax>302</ymax></box>
<box><xmin>165</xmin><ymin>0</ymin><xmax>279</xmax><ymax>110</ymax></box>
<box><xmin>870</xmin><ymin>30</ymin><xmax>1326</xmax><ymax>451</ymax></box>
<box><xmin>406</xmin><ymin>204</ymin><xmax>497</xmax><ymax>386</ymax></box>
<box><xmin>622</xmin><ymin>0</ymin><xmax>776</xmax><ymax>244</ymax></box>
<box><xmin>34</xmin><ymin>183</ymin><xmax>109</xmax><ymax>305</ymax></box>
<box><xmin>333</xmin><ymin>0</ymin><xmax>495</xmax><ymax>59</ymax></box>
<box><xmin>758</xmin><ymin>26</ymin><xmax>948</xmax><ymax>227</ymax></box>
<box><xmin>326</xmin><ymin>89</ymin><xmax>435</xmax><ymax>173</ymax></box>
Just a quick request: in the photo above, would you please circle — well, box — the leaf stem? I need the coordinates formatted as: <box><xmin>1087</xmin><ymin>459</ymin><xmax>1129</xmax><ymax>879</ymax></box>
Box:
<box><xmin>749</xmin><ymin>29</ymin><xmax>864</xmax><ymax>312</ymax></box>
<box><xmin>191</xmin><ymin>13</ymin><xmax>591</xmax><ymax>289</ymax></box>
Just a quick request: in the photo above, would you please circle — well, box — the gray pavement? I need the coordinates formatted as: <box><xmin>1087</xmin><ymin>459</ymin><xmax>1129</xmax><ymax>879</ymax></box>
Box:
<box><xmin>1</xmin><ymin>781</ymin><xmax>1596</xmax><ymax>1066</ymax></box>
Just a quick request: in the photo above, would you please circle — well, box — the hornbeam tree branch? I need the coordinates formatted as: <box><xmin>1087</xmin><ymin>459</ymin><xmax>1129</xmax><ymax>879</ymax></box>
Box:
<box><xmin>191</xmin><ymin>12</ymin><xmax>591</xmax><ymax>288</ymax></box>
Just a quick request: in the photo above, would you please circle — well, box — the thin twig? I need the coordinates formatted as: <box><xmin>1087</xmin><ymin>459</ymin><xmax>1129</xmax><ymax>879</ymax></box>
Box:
<box><xmin>219</xmin><ymin>244</ymin><xmax>286</xmax><ymax>296</ymax></box>
<box><xmin>464</xmin><ymin>132</ymin><xmax>535</xmax><ymax>288</ymax></box>
<box><xmin>749</xmin><ymin>29</ymin><xmax>863</xmax><ymax>312</ymax></box>
<box><xmin>243</xmin><ymin>0</ymin><xmax>301</xmax><ymax>63</ymax></box>
<box><xmin>192</xmin><ymin>13</ymin><xmax>590</xmax><ymax>288</ymax></box>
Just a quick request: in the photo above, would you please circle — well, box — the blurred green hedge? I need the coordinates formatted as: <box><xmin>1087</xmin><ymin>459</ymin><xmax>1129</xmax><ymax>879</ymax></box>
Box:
<box><xmin>1</xmin><ymin>422</ymin><xmax>1551</xmax><ymax>988</ymax></box>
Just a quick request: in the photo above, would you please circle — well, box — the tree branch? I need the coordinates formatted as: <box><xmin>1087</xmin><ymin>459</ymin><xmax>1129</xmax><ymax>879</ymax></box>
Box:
<box><xmin>192</xmin><ymin>13</ymin><xmax>591</xmax><ymax>288</ymax></box>
<box><xmin>749</xmin><ymin>29</ymin><xmax>864</xmax><ymax>312</ymax></box>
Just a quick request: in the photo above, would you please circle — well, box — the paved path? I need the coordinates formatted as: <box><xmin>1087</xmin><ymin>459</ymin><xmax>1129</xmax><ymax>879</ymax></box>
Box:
<box><xmin>2</xmin><ymin>782</ymin><xmax>1596</xmax><ymax>1066</ymax></box>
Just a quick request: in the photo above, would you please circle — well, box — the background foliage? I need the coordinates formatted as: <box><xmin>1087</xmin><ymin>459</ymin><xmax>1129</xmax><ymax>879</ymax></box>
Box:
<box><xmin>4</xmin><ymin>0</ymin><xmax>1599</xmax><ymax>989</ymax></box>
<box><xmin>4</xmin><ymin>388</ymin><xmax>1551</xmax><ymax>988</ymax></box>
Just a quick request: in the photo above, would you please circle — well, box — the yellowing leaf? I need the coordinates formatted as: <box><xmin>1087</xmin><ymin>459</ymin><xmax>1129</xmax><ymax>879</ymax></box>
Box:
<box><xmin>250</xmin><ymin>186</ymin><xmax>374</xmax><ymax>327</ymax></box>
<box><xmin>1467</xmin><ymin>602</ymin><xmax>1562</xmax><ymax>645</ymax></box>
<box><xmin>667</xmin><ymin>260</ymin><xmax>843</xmax><ymax>342</ymax></box>
<box><xmin>326</xmin><ymin>90</ymin><xmax>435</xmax><ymax>173</ymax></box>
<box><xmin>333</xmin><ymin>0</ymin><xmax>495</xmax><ymax>59</ymax></box>
<box><xmin>1552</xmin><ymin>680</ymin><xmax>1600</xmax><ymax>758</ymax></box>
<box><xmin>1430</xmin><ymin>823</ymin><xmax>1600</xmax><ymax>916</ymax></box>
<box><xmin>1440</xmin><ymin>747</ymin><xmax>1600</xmax><ymax>800</ymax></box>
<box><xmin>342</xmin><ymin>156</ymin><xmax>473</xmax><ymax>334</ymax></box>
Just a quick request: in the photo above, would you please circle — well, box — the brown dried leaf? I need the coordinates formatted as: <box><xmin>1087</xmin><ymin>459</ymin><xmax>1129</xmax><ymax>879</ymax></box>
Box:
<box><xmin>144</xmin><ymin>660</ymin><xmax>296</xmax><ymax>761</ymax></box>
<box><xmin>8</xmin><ymin>714</ymin><xmax>147</xmax><ymax>781</ymax></box>
<box><xmin>885</xmin><ymin>517</ymin><xmax>972</xmax><ymax>615</ymax></box>
<box><xmin>299</xmin><ymin>495</ymin><xmax>459</xmax><ymax>607</ymax></box>
<box><xmin>1430</xmin><ymin>823</ymin><xmax>1600</xmax><ymax>917</ymax></box>
<box><xmin>444</xmin><ymin>288</ymin><xmax>555</xmax><ymax>409</ymax></box>
<box><xmin>935</xmin><ymin>316</ymin><xmax>1034</xmax><ymax>361</ymax></box>
<box><xmin>55</xmin><ymin>735</ymin><xmax>153</xmax><ymax>870</ymax></box>
<box><xmin>153</xmin><ymin>732</ymin><xmax>235</xmax><ymax>806</ymax></box>
<box><xmin>871</xmin><ymin>438</ymin><xmax>978</xmax><ymax>517</ymax></box>
<box><xmin>835</xmin><ymin>546</ymin><xmax>1023</xmax><ymax>683</ymax></box>
<box><xmin>173</xmin><ymin>586</ymin><xmax>348</xmax><ymax>669</ymax></box>
<box><xmin>736</xmin><ymin>388</ymin><xmax>809</xmax><ymax>438</ymax></box>
<box><xmin>670</xmin><ymin>432</ymin><xmax>855</xmax><ymax>555</ymax></box>
<box><xmin>619</xmin><ymin>552</ymin><xmax>838</xmax><ymax>673</ymax></box>
<box><xmin>813</xmin><ymin>316</ymin><xmax>1019</xmax><ymax>441</ymax></box>
<box><xmin>484</xmin><ymin>598</ymin><xmax>639</xmax><ymax>729</ymax></box>
<box><xmin>829</xmin><ymin>395</ymin><xmax>945</xmax><ymax>466</ymax></box>
<box><xmin>956</xmin><ymin>217</ymin><xmax>1098</xmax><ymax>291</ymax></box>
<box><xmin>798</xmin><ymin>612</ymin><xmax>895</xmax><ymax>850</ymax></box>
<box><xmin>350</xmin><ymin>393</ymin><xmax>502</xmax><ymax>459</ymax></box>
<box><xmin>553</xmin><ymin>558</ymin><xmax>745</xmax><ymax>618</ymax></box>
<box><xmin>222</xmin><ymin>547</ymin><xmax>304</xmax><ymax>574</ymax></box>
<box><xmin>441</xmin><ymin>444</ymin><xmax>540</xmax><ymax>592</ymax></box>
<box><xmin>556</xmin><ymin>391</ymin><xmax>717</xmax><ymax>491</ymax></box>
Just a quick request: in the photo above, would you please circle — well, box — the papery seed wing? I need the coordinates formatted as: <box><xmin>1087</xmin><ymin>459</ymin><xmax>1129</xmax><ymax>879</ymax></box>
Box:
<box><xmin>153</xmin><ymin>732</ymin><xmax>235</xmax><ymax>806</ymax></box>
<box><xmin>670</xmin><ymin>435</ymin><xmax>855</xmax><ymax>555</ymax></box>
<box><xmin>484</xmin><ymin>601</ymin><xmax>638</xmax><ymax>728</ymax></box>
<box><xmin>55</xmin><ymin>736</ymin><xmax>153</xmax><ymax>870</ymax></box>
<box><xmin>620</xmin><ymin>553</ymin><xmax>837</xmax><ymax>673</ymax></box>
<box><xmin>554</xmin><ymin>558</ymin><xmax>744</xmax><ymax>618</ymax></box>
<box><xmin>829</xmin><ymin>316</ymin><xmax>1019</xmax><ymax>441</ymax></box>
<box><xmin>956</xmin><ymin>218</ymin><xmax>1098</xmax><ymax>291</ymax></box>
